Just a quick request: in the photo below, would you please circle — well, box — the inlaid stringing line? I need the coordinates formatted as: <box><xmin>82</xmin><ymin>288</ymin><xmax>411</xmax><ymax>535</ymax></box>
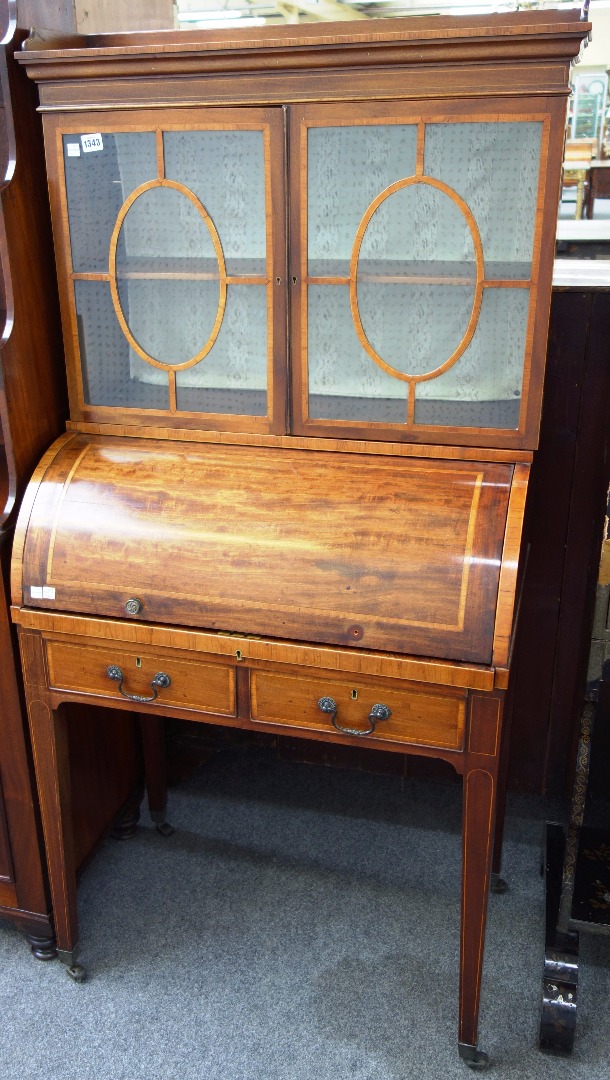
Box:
<box><xmin>416</xmin><ymin>121</ymin><xmax>426</xmax><ymax>176</ymax></box>
<box><xmin>156</xmin><ymin>129</ymin><xmax>165</xmax><ymax>181</ymax></box>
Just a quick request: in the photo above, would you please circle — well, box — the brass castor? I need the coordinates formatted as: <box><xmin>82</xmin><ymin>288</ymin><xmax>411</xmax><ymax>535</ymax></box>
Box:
<box><xmin>458</xmin><ymin>1043</ymin><xmax>490</xmax><ymax>1069</ymax></box>
<box><xmin>111</xmin><ymin>804</ymin><xmax>141</xmax><ymax>841</ymax></box>
<box><xmin>156</xmin><ymin>821</ymin><xmax>175</xmax><ymax>837</ymax></box>
<box><xmin>490</xmin><ymin>873</ymin><xmax>508</xmax><ymax>895</ymax></box>
<box><xmin>58</xmin><ymin>948</ymin><xmax>86</xmax><ymax>983</ymax></box>
<box><xmin>65</xmin><ymin>963</ymin><xmax>86</xmax><ymax>983</ymax></box>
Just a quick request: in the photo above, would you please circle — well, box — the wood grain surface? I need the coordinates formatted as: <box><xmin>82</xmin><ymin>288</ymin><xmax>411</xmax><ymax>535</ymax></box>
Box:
<box><xmin>250</xmin><ymin>669</ymin><xmax>466</xmax><ymax>750</ymax></box>
<box><xmin>17</xmin><ymin>434</ymin><xmax>514</xmax><ymax>663</ymax></box>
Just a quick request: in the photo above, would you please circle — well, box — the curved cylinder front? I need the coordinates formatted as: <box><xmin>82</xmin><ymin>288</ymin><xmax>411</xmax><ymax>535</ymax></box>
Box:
<box><xmin>12</xmin><ymin>433</ymin><xmax>515</xmax><ymax>663</ymax></box>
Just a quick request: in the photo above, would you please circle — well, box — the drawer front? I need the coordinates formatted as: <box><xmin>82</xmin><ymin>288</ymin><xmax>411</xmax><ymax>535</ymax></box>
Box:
<box><xmin>250</xmin><ymin>672</ymin><xmax>465</xmax><ymax>750</ymax></box>
<box><xmin>46</xmin><ymin>640</ymin><xmax>236</xmax><ymax>716</ymax></box>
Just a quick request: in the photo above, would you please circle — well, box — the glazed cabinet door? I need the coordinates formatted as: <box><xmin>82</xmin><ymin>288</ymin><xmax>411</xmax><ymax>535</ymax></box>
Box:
<box><xmin>290</xmin><ymin>101</ymin><xmax>563</xmax><ymax>449</ymax></box>
<box><xmin>45</xmin><ymin>108</ymin><xmax>286</xmax><ymax>434</ymax></box>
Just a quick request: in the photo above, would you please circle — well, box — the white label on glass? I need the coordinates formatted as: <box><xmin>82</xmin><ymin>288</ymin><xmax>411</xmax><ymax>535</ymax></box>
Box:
<box><xmin>30</xmin><ymin>586</ymin><xmax>43</xmax><ymax>599</ymax></box>
<box><xmin>81</xmin><ymin>133</ymin><xmax>103</xmax><ymax>153</ymax></box>
<box><xmin>66</xmin><ymin>142</ymin><xmax>81</xmax><ymax>158</ymax></box>
<box><xmin>42</xmin><ymin>586</ymin><xmax>56</xmax><ymax>600</ymax></box>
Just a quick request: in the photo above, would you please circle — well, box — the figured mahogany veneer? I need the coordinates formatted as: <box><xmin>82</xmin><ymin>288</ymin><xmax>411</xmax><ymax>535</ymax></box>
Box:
<box><xmin>250</xmin><ymin>670</ymin><xmax>466</xmax><ymax>751</ymax></box>
<box><xmin>46</xmin><ymin>639</ymin><xmax>237</xmax><ymax>717</ymax></box>
<box><xmin>15</xmin><ymin>433</ymin><xmax>518</xmax><ymax>664</ymax></box>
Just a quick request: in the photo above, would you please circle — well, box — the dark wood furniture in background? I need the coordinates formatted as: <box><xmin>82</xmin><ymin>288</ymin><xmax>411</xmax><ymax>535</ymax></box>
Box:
<box><xmin>0</xmin><ymin>5</ymin><xmax>69</xmax><ymax>958</ymax></box>
<box><xmin>539</xmin><ymin>470</ymin><xmax>610</xmax><ymax>1054</ymax></box>
<box><xmin>507</xmin><ymin>266</ymin><xmax>610</xmax><ymax>798</ymax></box>
<box><xmin>0</xmin><ymin>3</ymin><xmax>142</xmax><ymax>959</ymax></box>
<box><xmin>584</xmin><ymin>161</ymin><xmax>610</xmax><ymax>219</ymax></box>
<box><xmin>17</xmin><ymin>0</ymin><xmax>176</xmax><ymax>35</ymax></box>
<box><xmin>10</xmin><ymin>12</ymin><xmax>589</xmax><ymax>1067</ymax></box>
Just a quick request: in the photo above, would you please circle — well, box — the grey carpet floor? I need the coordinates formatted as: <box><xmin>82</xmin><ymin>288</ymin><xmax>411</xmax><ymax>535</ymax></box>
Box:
<box><xmin>1</xmin><ymin>746</ymin><xmax>609</xmax><ymax>1080</ymax></box>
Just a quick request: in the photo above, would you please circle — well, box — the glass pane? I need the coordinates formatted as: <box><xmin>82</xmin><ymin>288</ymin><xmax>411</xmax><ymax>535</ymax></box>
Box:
<box><xmin>357</xmin><ymin>284</ymin><xmax>475</xmax><ymax>379</ymax></box>
<box><xmin>75</xmin><ymin>280</ymin><xmax>169</xmax><ymax>410</ymax></box>
<box><xmin>356</xmin><ymin>183</ymin><xmax>476</xmax><ymax>378</ymax></box>
<box><xmin>414</xmin><ymin>288</ymin><xmax>529</xmax><ymax>429</ymax></box>
<box><xmin>63</xmin><ymin>132</ymin><xmax>157</xmax><ymax>273</ymax></box>
<box><xmin>116</xmin><ymin>184</ymin><xmax>218</xmax><ymax>269</ymax></box>
<box><xmin>424</xmin><ymin>122</ymin><xmax>542</xmax><ymax>278</ymax></box>
<box><xmin>176</xmin><ymin>285</ymin><xmax>268</xmax><ymax>415</ymax></box>
<box><xmin>117</xmin><ymin>278</ymin><xmax>221</xmax><ymax>367</ymax></box>
<box><xmin>358</xmin><ymin>182</ymin><xmax>477</xmax><ymax>274</ymax></box>
<box><xmin>308</xmin><ymin>285</ymin><xmax>406</xmax><ymax>423</ymax></box>
<box><xmin>164</xmin><ymin>130</ymin><xmax>267</xmax><ymax>276</ymax></box>
<box><xmin>308</xmin><ymin>125</ymin><xmax>418</xmax><ymax>276</ymax></box>
<box><xmin>113</xmin><ymin>185</ymin><xmax>221</xmax><ymax>366</ymax></box>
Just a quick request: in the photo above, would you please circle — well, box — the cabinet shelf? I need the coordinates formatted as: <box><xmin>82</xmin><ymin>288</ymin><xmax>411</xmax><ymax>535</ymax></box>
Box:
<box><xmin>307</xmin><ymin>258</ymin><xmax>532</xmax><ymax>285</ymax></box>
<box><xmin>74</xmin><ymin>257</ymin><xmax>268</xmax><ymax>282</ymax></box>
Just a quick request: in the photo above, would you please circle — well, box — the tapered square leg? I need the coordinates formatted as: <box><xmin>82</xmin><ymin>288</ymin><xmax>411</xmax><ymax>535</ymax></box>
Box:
<box><xmin>458</xmin><ymin>692</ymin><xmax>504</xmax><ymax>1066</ymax></box>
<box><xmin>19</xmin><ymin>631</ymin><xmax>80</xmax><ymax>964</ymax></box>
<box><xmin>140</xmin><ymin>714</ymin><xmax>174</xmax><ymax>835</ymax></box>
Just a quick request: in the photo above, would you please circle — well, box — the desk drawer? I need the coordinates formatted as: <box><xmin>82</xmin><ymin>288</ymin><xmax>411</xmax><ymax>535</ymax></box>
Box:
<box><xmin>250</xmin><ymin>672</ymin><xmax>465</xmax><ymax>750</ymax></box>
<box><xmin>46</xmin><ymin>640</ymin><xmax>236</xmax><ymax>716</ymax></box>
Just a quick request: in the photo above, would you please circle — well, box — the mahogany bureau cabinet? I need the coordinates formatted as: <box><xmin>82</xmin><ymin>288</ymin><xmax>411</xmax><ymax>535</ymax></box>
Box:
<box><xmin>12</xmin><ymin>11</ymin><xmax>589</xmax><ymax>1066</ymax></box>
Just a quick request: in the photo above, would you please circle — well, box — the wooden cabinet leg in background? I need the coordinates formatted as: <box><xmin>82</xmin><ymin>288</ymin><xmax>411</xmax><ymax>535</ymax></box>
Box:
<box><xmin>458</xmin><ymin>693</ymin><xmax>504</xmax><ymax>1068</ymax></box>
<box><xmin>109</xmin><ymin>783</ymin><xmax>142</xmax><ymax>841</ymax></box>
<box><xmin>140</xmin><ymin>714</ymin><xmax>173</xmax><ymax>836</ymax></box>
<box><xmin>490</xmin><ymin>685</ymin><xmax>514</xmax><ymax>895</ymax></box>
<box><xmin>19</xmin><ymin>630</ymin><xmax>83</xmax><ymax>981</ymax></box>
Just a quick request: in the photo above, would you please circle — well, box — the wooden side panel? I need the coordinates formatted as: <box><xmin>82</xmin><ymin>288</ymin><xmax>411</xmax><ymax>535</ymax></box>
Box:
<box><xmin>18</xmin><ymin>435</ymin><xmax>513</xmax><ymax>663</ymax></box>
<box><xmin>0</xmin><ymin>529</ymin><xmax>49</xmax><ymax>920</ymax></box>
<box><xmin>0</xmin><ymin>778</ymin><xmax>15</xmax><ymax>881</ymax></box>
<box><xmin>491</xmin><ymin>463</ymin><xmax>530</xmax><ymax>669</ymax></box>
<box><xmin>0</xmin><ymin>27</ymin><xmax>67</xmax><ymax>528</ymax></box>
<box><xmin>67</xmin><ymin>704</ymin><xmax>141</xmax><ymax>871</ymax></box>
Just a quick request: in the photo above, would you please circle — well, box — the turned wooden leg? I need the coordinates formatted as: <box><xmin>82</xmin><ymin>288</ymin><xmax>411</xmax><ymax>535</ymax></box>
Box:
<box><xmin>19</xmin><ymin>630</ymin><xmax>84</xmax><ymax>981</ymax></box>
<box><xmin>458</xmin><ymin>692</ymin><xmax>504</xmax><ymax>1068</ymax></box>
<box><xmin>110</xmin><ymin>789</ymin><xmax>142</xmax><ymax>840</ymax></box>
<box><xmin>25</xmin><ymin>931</ymin><xmax>57</xmax><ymax>961</ymax></box>
<box><xmin>140</xmin><ymin>714</ymin><xmax>173</xmax><ymax>836</ymax></box>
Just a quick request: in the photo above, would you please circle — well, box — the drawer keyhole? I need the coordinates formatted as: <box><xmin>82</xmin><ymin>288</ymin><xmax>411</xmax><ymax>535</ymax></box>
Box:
<box><xmin>351</xmin><ymin>689</ymin><xmax>358</xmax><ymax>700</ymax></box>
<box><xmin>136</xmin><ymin>657</ymin><xmax>142</xmax><ymax>669</ymax></box>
